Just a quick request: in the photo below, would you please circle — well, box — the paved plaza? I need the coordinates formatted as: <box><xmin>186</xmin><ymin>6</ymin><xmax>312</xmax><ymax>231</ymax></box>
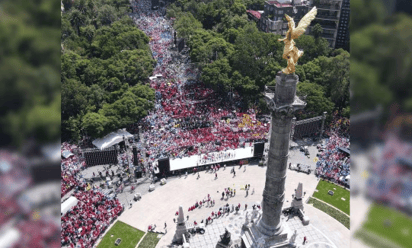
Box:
<box><xmin>113</xmin><ymin>147</ymin><xmax>349</xmax><ymax>248</ymax></box>
<box><xmin>188</xmin><ymin>211</ymin><xmax>336</xmax><ymax>248</ymax></box>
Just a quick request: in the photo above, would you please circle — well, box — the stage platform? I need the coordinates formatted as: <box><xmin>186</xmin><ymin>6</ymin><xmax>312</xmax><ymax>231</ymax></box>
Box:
<box><xmin>168</xmin><ymin>147</ymin><xmax>254</xmax><ymax>171</ymax></box>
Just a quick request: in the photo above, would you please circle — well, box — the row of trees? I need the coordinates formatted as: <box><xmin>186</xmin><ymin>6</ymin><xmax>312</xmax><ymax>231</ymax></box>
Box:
<box><xmin>0</xmin><ymin>0</ymin><xmax>61</xmax><ymax>147</ymax></box>
<box><xmin>61</xmin><ymin>0</ymin><xmax>155</xmax><ymax>142</ymax></box>
<box><xmin>168</xmin><ymin>0</ymin><xmax>349</xmax><ymax>120</ymax></box>
<box><xmin>351</xmin><ymin>0</ymin><xmax>412</xmax><ymax>116</ymax></box>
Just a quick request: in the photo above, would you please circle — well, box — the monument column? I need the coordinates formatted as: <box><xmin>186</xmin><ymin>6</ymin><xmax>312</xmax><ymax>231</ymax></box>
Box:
<box><xmin>257</xmin><ymin>72</ymin><xmax>306</xmax><ymax>236</ymax></box>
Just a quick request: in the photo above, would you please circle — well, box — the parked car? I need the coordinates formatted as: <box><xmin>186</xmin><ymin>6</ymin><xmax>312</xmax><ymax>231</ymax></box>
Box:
<box><xmin>289</xmin><ymin>163</ymin><xmax>311</xmax><ymax>174</ymax></box>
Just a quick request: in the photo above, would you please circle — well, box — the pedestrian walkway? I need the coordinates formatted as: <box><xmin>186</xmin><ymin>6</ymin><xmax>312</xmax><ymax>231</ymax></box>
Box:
<box><xmin>117</xmin><ymin>165</ymin><xmax>349</xmax><ymax>247</ymax></box>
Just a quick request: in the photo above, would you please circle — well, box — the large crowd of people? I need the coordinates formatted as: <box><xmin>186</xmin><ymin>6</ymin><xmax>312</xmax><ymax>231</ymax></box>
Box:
<box><xmin>0</xmin><ymin>150</ymin><xmax>60</xmax><ymax>247</ymax></box>
<box><xmin>60</xmin><ymin>142</ymin><xmax>125</xmax><ymax>248</ymax></box>
<box><xmin>315</xmin><ymin>133</ymin><xmax>350</xmax><ymax>186</ymax></box>
<box><xmin>61</xmin><ymin>142</ymin><xmax>85</xmax><ymax>197</ymax></box>
<box><xmin>366</xmin><ymin>132</ymin><xmax>412</xmax><ymax>210</ymax></box>
<box><xmin>14</xmin><ymin>219</ymin><xmax>60</xmax><ymax>248</ymax></box>
<box><xmin>0</xmin><ymin>151</ymin><xmax>30</xmax><ymax>227</ymax></box>
<box><xmin>127</xmin><ymin>0</ymin><xmax>270</xmax><ymax>168</ymax></box>
<box><xmin>315</xmin><ymin>113</ymin><xmax>350</xmax><ymax>186</ymax></box>
<box><xmin>61</xmin><ymin>190</ymin><xmax>123</xmax><ymax>248</ymax></box>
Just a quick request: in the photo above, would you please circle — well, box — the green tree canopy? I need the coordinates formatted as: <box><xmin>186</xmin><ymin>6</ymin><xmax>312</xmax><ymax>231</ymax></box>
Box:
<box><xmin>174</xmin><ymin>12</ymin><xmax>203</xmax><ymax>40</ymax></box>
<box><xmin>297</xmin><ymin>82</ymin><xmax>335</xmax><ymax>119</ymax></box>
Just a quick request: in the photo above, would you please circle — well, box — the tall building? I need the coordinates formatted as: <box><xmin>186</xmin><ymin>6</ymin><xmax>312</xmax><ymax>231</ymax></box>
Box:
<box><xmin>335</xmin><ymin>0</ymin><xmax>349</xmax><ymax>51</ymax></box>
<box><xmin>259</xmin><ymin>0</ymin><xmax>311</xmax><ymax>36</ymax></box>
<box><xmin>308</xmin><ymin>0</ymin><xmax>343</xmax><ymax>48</ymax></box>
<box><xmin>258</xmin><ymin>0</ymin><xmax>350</xmax><ymax>49</ymax></box>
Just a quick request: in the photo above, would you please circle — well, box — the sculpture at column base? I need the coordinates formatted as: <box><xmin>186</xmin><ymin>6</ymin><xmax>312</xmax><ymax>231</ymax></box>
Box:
<box><xmin>216</xmin><ymin>229</ymin><xmax>233</xmax><ymax>248</ymax></box>
<box><xmin>173</xmin><ymin>206</ymin><xmax>189</xmax><ymax>244</ymax></box>
<box><xmin>290</xmin><ymin>183</ymin><xmax>304</xmax><ymax>211</ymax></box>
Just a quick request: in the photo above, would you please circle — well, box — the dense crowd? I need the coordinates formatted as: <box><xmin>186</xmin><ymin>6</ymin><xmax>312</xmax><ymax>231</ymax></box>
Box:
<box><xmin>61</xmin><ymin>190</ymin><xmax>123</xmax><ymax>248</ymax></box>
<box><xmin>0</xmin><ymin>151</ymin><xmax>31</xmax><ymax>227</ymax></box>
<box><xmin>0</xmin><ymin>150</ymin><xmax>60</xmax><ymax>247</ymax></box>
<box><xmin>61</xmin><ymin>142</ymin><xmax>85</xmax><ymax>197</ymax></box>
<box><xmin>61</xmin><ymin>141</ymin><xmax>126</xmax><ymax>248</ymax></box>
<box><xmin>314</xmin><ymin>112</ymin><xmax>350</xmax><ymax>186</ymax></box>
<box><xmin>315</xmin><ymin>133</ymin><xmax>350</xmax><ymax>186</ymax></box>
<box><xmin>127</xmin><ymin>0</ymin><xmax>270</xmax><ymax>167</ymax></box>
<box><xmin>14</xmin><ymin>219</ymin><xmax>60</xmax><ymax>248</ymax></box>
<box><xmin>367</xmin><ymin>133</ymin><xmax>412</xmax><ymax>210</ymax></box>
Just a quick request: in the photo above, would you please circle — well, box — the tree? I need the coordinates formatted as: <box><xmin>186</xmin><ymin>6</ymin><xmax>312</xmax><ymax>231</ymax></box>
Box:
<box><xmin>231</xmin><ymin>23</ymin><xmax>266</xmax><ymax>79</ymax></box>
<box><xmin>297</xmin><ymin>82</ymin><xmax>334</xmax><ymax>119</ymax></box>
<box><xmin>61</xmin><ymin>79</ymin><xmax>90</xmax><ymax>119</ymax></box>
<box><xmin>326</xmin><ymin>51</ymin><xmax>350</xmax><ymax>109</ymax></box>
<box><xmin>230</xmin><ymin>0</ymin><xmax>247</xmax><ymax>16</ymax></box>
<box><xmin>97</xmin><ymin>4</ymin><xmax>117</xmax><ymax>26</ymax></box>
<box><xmin>107</xmin><ymin>49</ymin><xmax>155</xmax><ymax>83</ymax></box>
<box><xmin>302</xmin><ymin>60</ymin><xmax>322</xmax><ymax>86</ymax></box>
<box><xmin>311</xmin><ymin>23</ymin><xmax>323</xmax><ymax>39</ymax></box>
<box><xmin>70</xmin><ymin>9</ymin><xmax>86</xmax><ymax>35</ymax></box>
<box><xmin>80</xmin><ymin>25</ymin><xmax>96</xmax><ymax>43</ymax></box>
<box><xmin>174</xmin><ymin>12</ymin><xmax>203</xmax><ymax>40</ymax></box>
<box><xmin>82</xmin><ymin>112</ymin><xmax>109</xmax><ymax>138</ymax></box>
<box><xmin>295</xmin><ymin>35</ymin><xmax>330</xmax><ymax>64</ymax></box>
<box><xmin>25</xmin><ymin>95</ymin><xmax>61</xmax><ymax>143</ymax></box>
<box><xmin>201</xmin><ymin>58</ymin><xmax>232</xmax><ymax>92</ymax></box>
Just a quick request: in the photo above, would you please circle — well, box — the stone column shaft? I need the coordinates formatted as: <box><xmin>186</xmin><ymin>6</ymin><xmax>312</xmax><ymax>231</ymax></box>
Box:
<box><xmin>257</xmin><ymin>73</ymin><xmax>305</xmax><ymax>237</ymax></box>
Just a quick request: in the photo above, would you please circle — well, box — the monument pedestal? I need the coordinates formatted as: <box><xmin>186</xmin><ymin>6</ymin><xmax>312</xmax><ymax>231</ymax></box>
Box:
<box><xmin>242</xmin><ymin>214</ymin><xmax>293</xmax><ymax>248</ymax></box>
<box><xmin>216</xmin><ymin>241</ymin><xmax>233</xmax><ymax>248</ymax></box>
<box><xmin>290</xmin><ymin>198</ymin><xmax>303</xmax><ymax>211</ymax></box>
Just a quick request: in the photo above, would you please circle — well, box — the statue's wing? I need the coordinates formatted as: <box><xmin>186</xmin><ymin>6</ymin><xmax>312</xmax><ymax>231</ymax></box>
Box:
<box><xmin>285</xmin><ymin>14</ymin><xmax>296</xmax><ymax>30</ymax></box>
<box><xmin>291</xmin><ymin>7</ymin><xmax>317</xmax><ymax>39</ymax></box>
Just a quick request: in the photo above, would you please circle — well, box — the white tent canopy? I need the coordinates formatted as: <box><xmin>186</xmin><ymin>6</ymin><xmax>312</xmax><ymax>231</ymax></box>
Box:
<box><xmin>0</xmin><ymin>228</ymin><xmax>21</xmax><ymax>248</ymax></box>
<box><xmin>61</xmin><ymin>196</ymin><xmax>79</xmax><ymax>216</ymax></box>
<box><xmin>92</xmin><ymin>129</ymin><xmax>133</xmax><ymax>150</ymax></box>
<box><xmin>43</xmin><ymin>142</ymin><xmax>61</xmax><ymax>162</ymax></box>
<box><xmin>62</xmin><ymin>150</ymin><xmax>74</xmax><ymax>159</ymax></box>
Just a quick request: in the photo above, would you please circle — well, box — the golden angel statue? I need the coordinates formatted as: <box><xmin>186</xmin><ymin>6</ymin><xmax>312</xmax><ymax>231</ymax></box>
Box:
<box><xmin>278</xmin><ymin>7</ymin><xmax>317</xmax><ymax>74</ymax></box>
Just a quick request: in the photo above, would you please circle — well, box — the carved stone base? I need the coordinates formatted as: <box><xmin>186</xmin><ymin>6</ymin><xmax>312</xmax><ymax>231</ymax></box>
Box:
<box><xmin>172</xmin><ymin>223</ymin><xmax>188</xmax><ymax>244</ymax></box>
<box><xmin>290</xmin><ymin>198</ymin><xmax>303</xmax><ymax>211</ymax></box>
<box><xmin>242</xmin><ymin>216</ymin><xmax>293</xmax><ymax>248</ymax></box>
<box><xmin>216</xmin><ymin>241</ymin><xmax>233</xmax><ymax>248</ymax></box>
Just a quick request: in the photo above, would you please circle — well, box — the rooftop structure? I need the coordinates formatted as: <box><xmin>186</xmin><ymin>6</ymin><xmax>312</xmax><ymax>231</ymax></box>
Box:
<box><xmin>258</xmin><ymin>0</ymin><xmax>310</xmax><ymax>37</ymax></box>
<box><xmin>258</xmin><ymin>0</ymin><xmax>349</xmax><ymax>49</ymax></box>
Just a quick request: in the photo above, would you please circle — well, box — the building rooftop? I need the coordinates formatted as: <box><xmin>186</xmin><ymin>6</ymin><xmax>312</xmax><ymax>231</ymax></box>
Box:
<box><xmin>267</xmin><ymin>1</ymin><xmax>292</xmax><ymax>7</ymax></box>
<box><xmin>266</xmin><ymin>0</ymin><xmax>309</xmax><ymax>7</ymax></box>
<box><xmin>247</xmin><ymin>10</ymin><xmax>262</xmax><ymax>19</ymax></box>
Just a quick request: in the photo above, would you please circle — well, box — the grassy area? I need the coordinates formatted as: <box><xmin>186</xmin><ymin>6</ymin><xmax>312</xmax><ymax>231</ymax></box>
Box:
<box><xmin>312</xmin><ymin>179</ymin><xmax>350</xmax><ymax>215</ymax></box>
<box><xmin>138</xmin><ymin>232</ymin><xmax>161</xmax><ymax>248</ymax></box>
<box><xmin>97</xmin><ymin>221</ymin><xmax>145</xmax><ymax>248</ymax></box>
<box><xmin>308</xmin><ymin>197</ymin><xmax>350</xmax><ymax>229</ymax></box>
<box><xmin>359</xmin><ymin>203</ymin><xmax>412</xmax><ymax>248</ymax></box>
<box><xmin>355</xmin><ymin>229</ymin><xmax>400</xmax><ymax>248</ymax></box>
